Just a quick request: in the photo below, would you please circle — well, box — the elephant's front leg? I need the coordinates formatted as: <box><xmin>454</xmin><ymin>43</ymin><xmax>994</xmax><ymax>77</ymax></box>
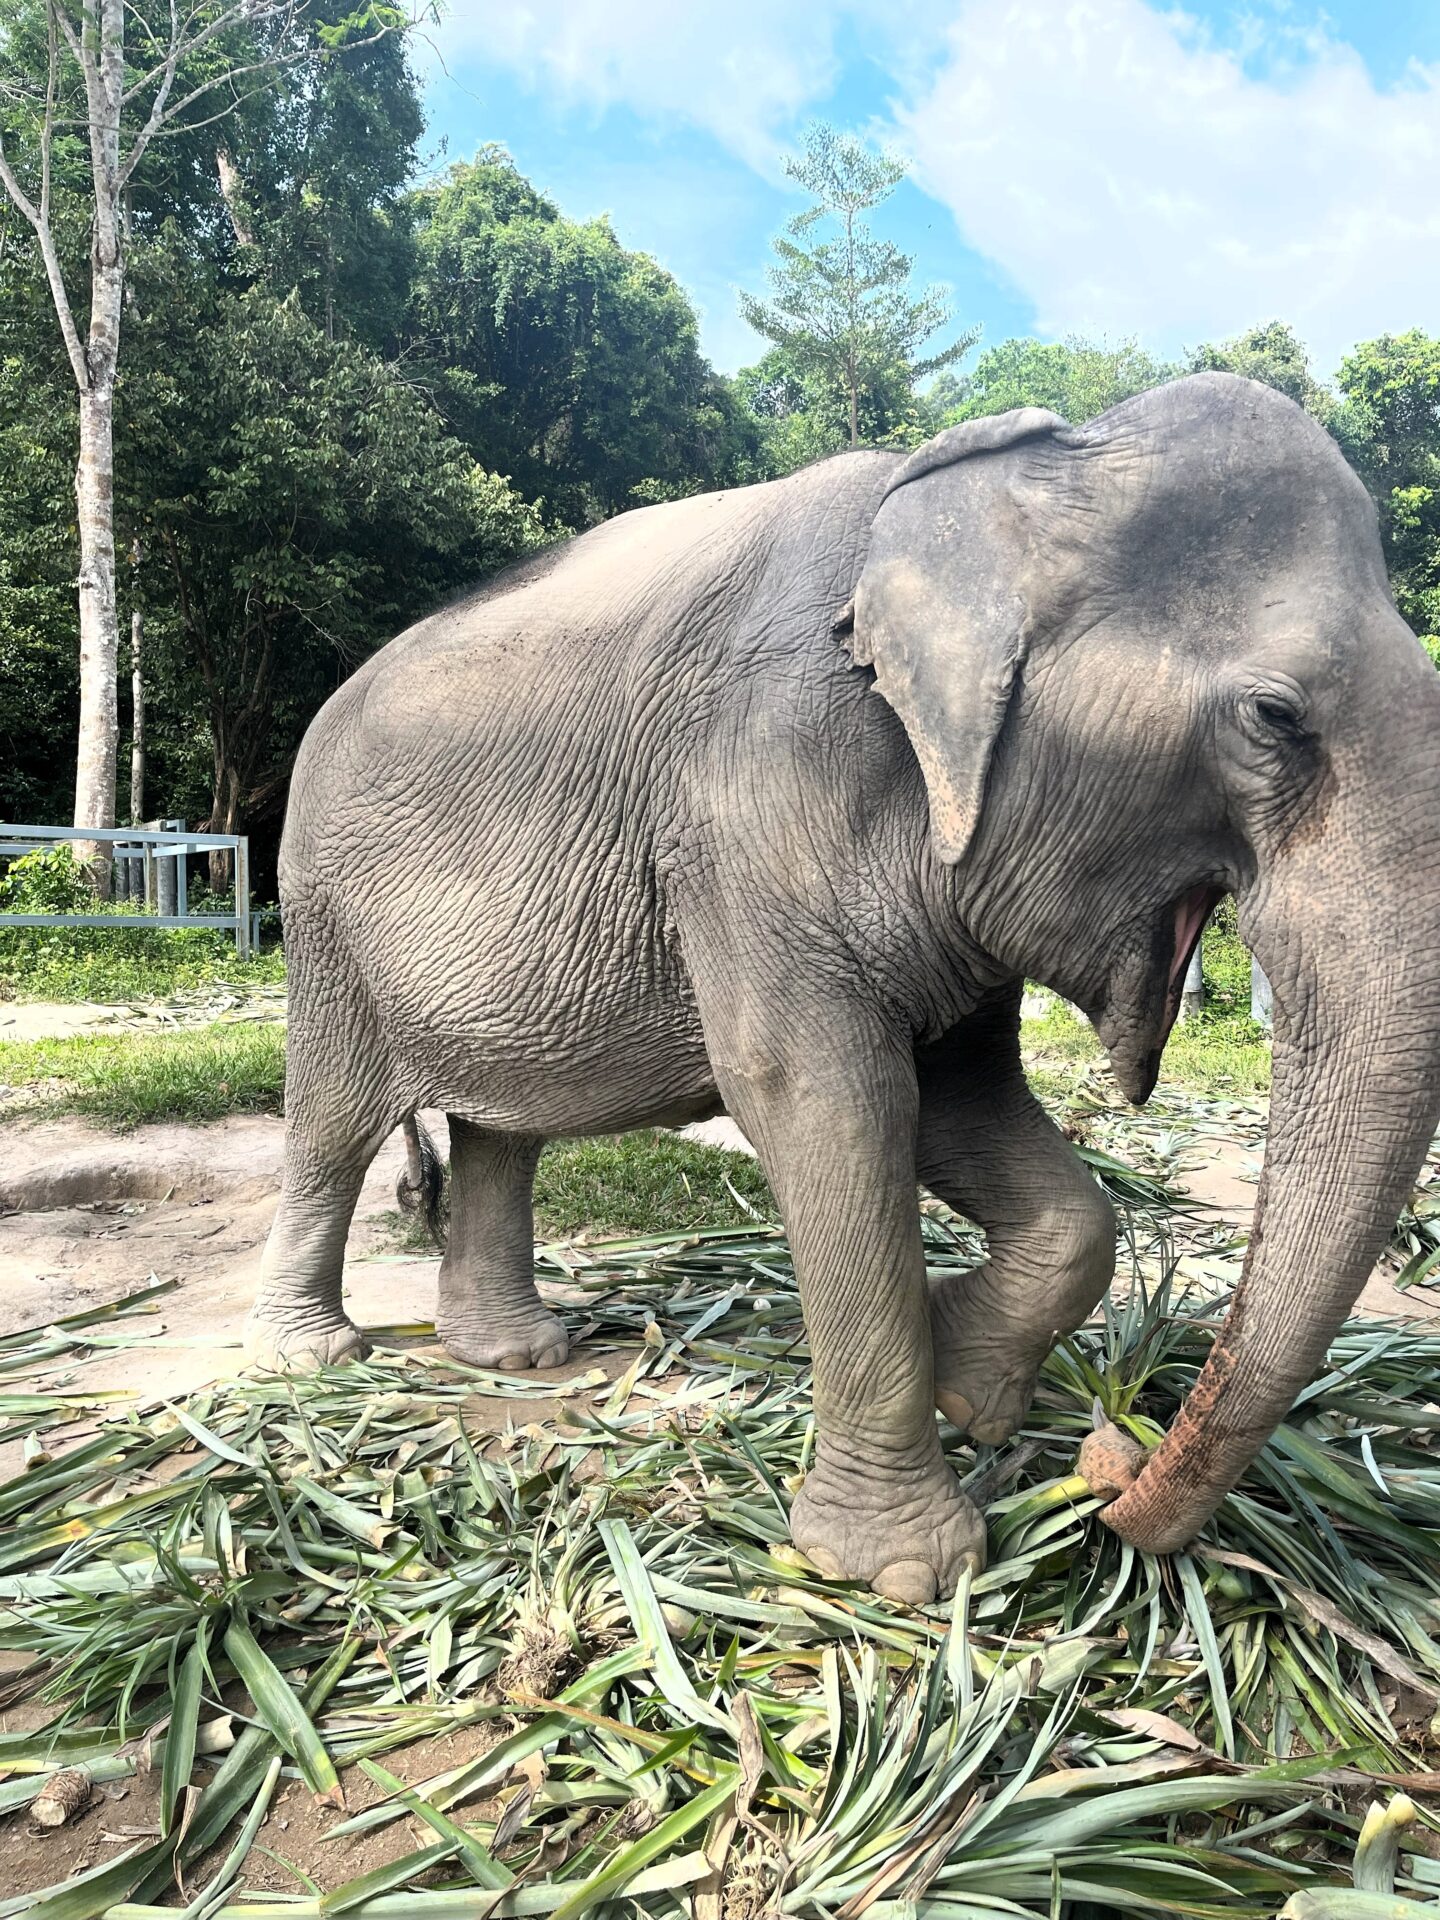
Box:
<box><xmin>917</xmin><ymin>991</ymin><xmax>1117</xmax><ymax>1446</ymax></box>
<box><xmin>710</xmin><ymin>1006</ymin><xmax>986</xmax><ymax>1602</ymax></box>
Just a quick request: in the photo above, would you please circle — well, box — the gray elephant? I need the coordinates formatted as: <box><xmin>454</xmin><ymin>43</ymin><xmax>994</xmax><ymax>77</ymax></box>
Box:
<box><xmin>249</xmin><ymin>373</ymin><xmax>1440</xmax><ymax>1600</ymax></box>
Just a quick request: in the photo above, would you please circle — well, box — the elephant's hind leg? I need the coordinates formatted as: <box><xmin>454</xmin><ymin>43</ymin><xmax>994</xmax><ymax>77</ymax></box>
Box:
<box><xmin>247</xmin><ymin>1049</ymin><xmax>394</xmax><ymax>1372</ymax></box>
<box><xmin>435</xmin><ymin>1120</ymin><xmax>568</xmax><ymax>1371</ymax></box>
<box><xmin>917</xmin><ymin>988</ymin><xmax>1115</xmax><ymax>1446</ymax></box>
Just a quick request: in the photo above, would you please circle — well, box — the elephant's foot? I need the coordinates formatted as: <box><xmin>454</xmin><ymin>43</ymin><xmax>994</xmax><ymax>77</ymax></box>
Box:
<box><xmin>929</xmin><ymin>1271</ymin><xmax>1046</xmax><ymax>1445</ymax></box>
<box><xmin>243</xmin><ymin>1308</ymin><xmax>368</xmax><ymax>1373</ymax></box>
<box><xmin>437</xmin><ymin>1306</ymin><xmax>570</xmax><ymax>1372</ymax></box>
<box><xmin>790</xmin><ymin>1457</ymin><xmax>987</xmax><ymax>1603</ymax></box>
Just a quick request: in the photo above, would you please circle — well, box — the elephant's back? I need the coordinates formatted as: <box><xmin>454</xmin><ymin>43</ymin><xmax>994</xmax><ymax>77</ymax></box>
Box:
<box><xmin>282</xmin><ymin>452</ymin><xmax>898</xmax><ymax>897</ymax></box>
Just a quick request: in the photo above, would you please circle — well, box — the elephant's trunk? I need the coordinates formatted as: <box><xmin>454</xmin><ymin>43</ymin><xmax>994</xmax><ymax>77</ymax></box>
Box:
<box><xmin>1104</xmin><ymin>708</ymin><xmax>1440</xmax><ymax>1553</ymax></box>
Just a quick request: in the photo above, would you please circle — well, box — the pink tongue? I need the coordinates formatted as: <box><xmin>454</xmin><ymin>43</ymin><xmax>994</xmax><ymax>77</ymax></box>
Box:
<box><xmin>1169</xmin><ymin>887</ymin><xmax>1213</xmax><ymax>988</ymax></box>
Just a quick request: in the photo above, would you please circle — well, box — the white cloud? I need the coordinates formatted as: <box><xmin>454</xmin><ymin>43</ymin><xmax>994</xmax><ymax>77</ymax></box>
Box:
<box><xmin>893</xmin><ymin>0</ymin><xmax>1440</xmax><ymax>376</ymax></box>
<box><xmin>427</xmin><ymin>0</ymin><xmax>850</xmax><ymax>171</ymax></box>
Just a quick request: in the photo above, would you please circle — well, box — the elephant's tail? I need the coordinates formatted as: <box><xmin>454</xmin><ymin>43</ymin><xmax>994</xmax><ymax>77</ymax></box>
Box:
<box><xmin>397</xmin><ymin>1113</ymin><xmax>447</xmax><ymax>1246</ymax></box>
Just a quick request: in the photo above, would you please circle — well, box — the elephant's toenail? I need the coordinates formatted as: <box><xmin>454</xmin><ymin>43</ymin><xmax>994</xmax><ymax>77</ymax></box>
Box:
<box><xmin>935</xmin><ymin>1388</ymin><xmax>976</xmax><ymax>1430</ymax></box>
<box><xmin>498</xmin><ymin>1351</ymin><xmax>529</xmax><ymax>1371</ymax></box>
<box><xmin>805</xmin><ymin>1546</ymin><xmax>846</xmax><ymax>1578</ymax></box>
<box><xmin>873</xmin><ymin>1558</ymin><xmax>938</xmax><ymax>1605</ymax></box>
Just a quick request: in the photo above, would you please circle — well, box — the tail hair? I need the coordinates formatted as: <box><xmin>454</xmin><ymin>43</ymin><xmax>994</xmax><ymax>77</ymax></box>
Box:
<box><xmin>397</xmin><ymin>1113</ymin><xmax>447</xmax><ymax>1245</ymax></box>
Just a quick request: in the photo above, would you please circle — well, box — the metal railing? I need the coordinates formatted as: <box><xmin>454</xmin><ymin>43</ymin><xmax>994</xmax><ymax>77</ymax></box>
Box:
<box><xmin>0</xmin><ymin>823</ymin><xmax>255</xmax><ymax>957</ymax></box>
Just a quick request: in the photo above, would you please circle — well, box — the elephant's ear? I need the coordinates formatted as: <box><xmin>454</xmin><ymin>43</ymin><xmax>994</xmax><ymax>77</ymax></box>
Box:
<box><xmin>850</xmin><ymin>407</ymin><xmax>1070</xmax><ymax>865</ymax></box>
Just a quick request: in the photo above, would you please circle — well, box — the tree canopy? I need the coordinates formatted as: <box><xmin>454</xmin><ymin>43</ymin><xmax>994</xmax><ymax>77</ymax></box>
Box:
<box><xmin>406</xmin><ymin>150</ymin><xmax>761</xmax><ymax>525</ymax></box>
<box><xmin>739</xmin><ymin>124</ymin><xmax>976</xmax><ymax>455</ymax></box>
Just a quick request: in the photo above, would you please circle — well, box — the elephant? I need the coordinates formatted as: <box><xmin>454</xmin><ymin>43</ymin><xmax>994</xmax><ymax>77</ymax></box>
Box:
<box><xmin>249</xmin><ymin>372</ymin><xmax>1440</xmax><ymax>1601</ymax></box>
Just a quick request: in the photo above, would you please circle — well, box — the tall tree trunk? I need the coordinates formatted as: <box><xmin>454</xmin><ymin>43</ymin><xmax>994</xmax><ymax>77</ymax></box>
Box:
<box><xmin>208</xmin><ymin>757</ymin><xmax>242</xmax><ymax>891</ymax></box>
<box><xmin>70</xmin><ymin>0</ymin><xmax>127</xmax><ymax>893</ymax></box>
<box><xmin>73</xmin><ymin>376</ymin><xmax>119</xmax><ymax>887</ymax></box>
<box><xmin>129</xmin><ymin>602</ymin><xmax>144</xmax><ymax>823</ymax></box>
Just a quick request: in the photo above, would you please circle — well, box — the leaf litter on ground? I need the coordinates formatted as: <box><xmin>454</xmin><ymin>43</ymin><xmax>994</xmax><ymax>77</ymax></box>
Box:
<box><xmin>2</xmin><ymin>1109</ymin><xmax>1440</xmax><ymax>1914</ymax></box>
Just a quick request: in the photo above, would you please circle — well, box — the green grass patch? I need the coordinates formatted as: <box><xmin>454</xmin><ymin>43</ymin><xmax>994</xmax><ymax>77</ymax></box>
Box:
<box><xmin>535</xmin><ymin>1129</ymin><xmax>775</xmax><ymax>1237</ymax></box>
<box><xmin>0</xmin><ymin>926</ymin><xmax>286</xmax><ymax>1003</ymax></box>
<box><xmin>0</xmin><ymin>1021</ymin><xmax>286</xmax><ymax>1125</ymax></box>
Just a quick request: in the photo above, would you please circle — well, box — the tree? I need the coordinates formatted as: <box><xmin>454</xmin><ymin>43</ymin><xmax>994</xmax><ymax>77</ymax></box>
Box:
<box><xmin>739</xmin><ymin>122</ymin><xmax>977</xmax><ymax>451</ymax></box>
<box><xmin>1187</xmin><ymin>320</ymin><xmax>1338</xmax><ymax>426</ymax></box>
<box><xmin>932</xmin><ymin>335</ymin><xmax>1175</xmax><ymax>427</ymax></box>
<box><xmin>0</xmin><ymin>292</ymin><xmax>78</xmax><ymax>823</ymax></box>
<box><xmin>0</xmin><ymin>0</ymin><xmax>411</xmax><ymax>885</ymax></box>
<box><xmin>737</xmin><ymin>337</ymin><xmax>939</xmax><ymax>477</ymax></box>
<box><xmin>407</xmin><ymin>149</ymin><xmax>748</xmax><ymax>526</ymax></box>
<box><xmin>121</xmin><ymin>268</ymin><xmax>543</xmax><ymax>881</ymax></box>
<box><xmin>1337</xmin><ymin>331</ymin><xmax>1440</xmax><ymax>650</ymax></box>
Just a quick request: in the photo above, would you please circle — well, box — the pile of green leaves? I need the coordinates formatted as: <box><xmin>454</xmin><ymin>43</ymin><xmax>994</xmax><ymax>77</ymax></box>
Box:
<box><xmin>3</xmin><ymin>1203</ymin><xmax>1439</xmax><ymax>1915</ymax></box>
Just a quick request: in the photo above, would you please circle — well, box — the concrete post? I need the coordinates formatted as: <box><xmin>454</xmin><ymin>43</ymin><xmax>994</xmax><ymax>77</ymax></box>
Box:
<box><xmin>1251</xmin><ymin>953</ymin><xmax>1273</xmax><ymax>1028</ymax></box>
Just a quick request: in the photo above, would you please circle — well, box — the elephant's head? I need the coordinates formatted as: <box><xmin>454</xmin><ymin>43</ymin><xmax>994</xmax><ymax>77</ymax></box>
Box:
<box><xmin>848</xmin><ymin>372</ymin><xmax>1440</xmax><ymax>1552</ymax></box>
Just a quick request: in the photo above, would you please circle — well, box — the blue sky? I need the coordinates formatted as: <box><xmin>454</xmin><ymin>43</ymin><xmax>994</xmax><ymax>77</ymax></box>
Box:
<box><xmin>418</xmin><ymin>1</ymin><xmax>1439</xmax><ymax>383</ymax></box>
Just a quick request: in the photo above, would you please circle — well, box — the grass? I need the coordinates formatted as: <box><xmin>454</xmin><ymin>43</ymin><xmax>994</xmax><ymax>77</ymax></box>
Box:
<box><xmin>383</xmin><ymin>1131</ymin><xmax>778</xmax><ymax>1251</ymax></box>
<box><xmin>534</xmin><ymin>1130</ymin><xmax>775</xmax><ymax>1237</ymax></box>
<box><xmin>0</xmin><ymin>1021</ymin><xmax>286</xmax><ymax>1125</ymax></box>
<box><xmin>3</xmin><ymin>1221</ymin><xmax>1439</xmax><ymax>1914</ymax></box>
<box><xmin>0</xmin><ymin>926</ymin><xmax>286</xmax><ymax>1003</ymax></box>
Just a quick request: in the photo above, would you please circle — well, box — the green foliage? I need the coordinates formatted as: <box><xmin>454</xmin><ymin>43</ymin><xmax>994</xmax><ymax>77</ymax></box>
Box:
<box><xmin>0</xmin><ymin>847</ymin><xmax>287</xmax><ymax>1004</ymax></box>
<box><xmin>407</xmin><ymin>149</ymin><xmax>754</xmax><ymax>525</ymax></box>
<box><xmin>1337</xmin><ymin>330</ymin><xmax>1440</xmax><ymax>649</ymax></box>
<box><xmin>0</xmin><ymin>924</ymin><xmax>286</xmax><ymax>1002</ymax></box>
<box><xmin>0</xmin><ymin>230</ymin><xmax>82</xmax><ymax>822</ymax></box>
<box><xmin>739</xmin><ymin>123</ymin><xmax>976</xmax><ymax>460</ymax></box>
<box><xmin>534</xmin><ymin>1129</ymin><xmax>776</xmax><ymax>1237</ymax></box>
<box><xmin>118</xmin><ymin>260</ymin><xmax>544</xmax><ymax>842</ymax></box>
<box><xmin>0</xmin><ymin>845</ymin><xmax>90</xmax><ymax>914</ymax></box>
<box><xmin>0</xmin><ymin>1021</ymin><xmax>286</xmax><ymax>1123</ymax></box>
<box><xmin>932</xmin><ymin>333</ymin><xmax>1176</xmax><ymax>427</ymax></box>
<box><xmin>1187</xmin><ymin>319</ymin><xmax>1337</xmax><ymax>423</ymax></box>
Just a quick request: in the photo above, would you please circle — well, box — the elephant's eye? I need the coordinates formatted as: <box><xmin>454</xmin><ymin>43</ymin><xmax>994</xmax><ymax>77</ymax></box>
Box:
<box><xmin>1246</xmin><ymin>688</ymin><xmax>1307</xmax><ymax>741</ymax></box>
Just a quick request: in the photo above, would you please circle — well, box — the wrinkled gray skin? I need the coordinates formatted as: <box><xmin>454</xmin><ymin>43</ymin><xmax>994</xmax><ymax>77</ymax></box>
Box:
<box><xmin>250</xmin><ymin>374</ymin><xmax>1440</xmax><ymax>1599</ymax></box>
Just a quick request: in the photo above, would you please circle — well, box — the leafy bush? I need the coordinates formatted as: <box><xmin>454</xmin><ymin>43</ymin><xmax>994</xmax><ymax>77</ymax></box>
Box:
<box><xmin>0</xmin><ymin>845</ymin><xmax>92</xmax><ymax>914</ymax></box>
<box><xmin>0</xmin><ymin>851</ymin><xmax>289</xmax><ymax>1000</ymax></box>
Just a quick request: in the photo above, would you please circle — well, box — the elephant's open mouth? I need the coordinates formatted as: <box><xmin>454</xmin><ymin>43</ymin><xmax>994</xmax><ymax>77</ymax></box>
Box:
<box><xmin>1164</xmin><ymin>884</ymin><xmax>1223</xmax><ymax>1025</ymax></box>
<box><xmin>1094</xmin><ymin>883</ymin><xmax>1225</xmax><ymax>1104</ymax></box>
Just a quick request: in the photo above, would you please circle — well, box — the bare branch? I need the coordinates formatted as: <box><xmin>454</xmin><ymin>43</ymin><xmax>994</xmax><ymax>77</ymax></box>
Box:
<box><xmin>49</xmin><ymin>1</ymin><xmax>83</xmax><ymax>66</ymax></box>
<box><xmin>0</xmin><ymin>137</ymin><xmax>89</xmax><ymax>387</ymax></box>
<box><xmin>119</xmin><ymin>0</ymin><xmax>274</xmax><ymax>184</ymax></box>
<box><xmin>119</xmin><ymin>2</ymin><xmax>424</xmax><ymax>185</ymax></box>
<box><xmin>0</xmin><ymin>136</ymin><xmax>43</xmax><ymax>232</ymax></box>
<box><xmin>39</xmin><ymin>5</ymin><xmax>57</xmax><ymax>225</ymax></box>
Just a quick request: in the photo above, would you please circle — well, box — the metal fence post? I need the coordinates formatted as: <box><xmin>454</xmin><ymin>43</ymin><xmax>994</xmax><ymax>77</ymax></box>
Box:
<box><xmin>156</xmin><ymin>835</ymin><xmax>178</xmax><ymax>919</ymax></box>
<box><xmin>1179</xmin><ymin>935</ymin><xmax>1205</xmax><ymax>1022</ymax></box>
<box><xmin>171</xmin><ymin>819</ymin><xmax>188</xmax><ymax>918</ymax></box>
<box><xmin>234</xmin><ymin>836</ymin><xmax>251</xmax><ymax>959</ymax></box>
